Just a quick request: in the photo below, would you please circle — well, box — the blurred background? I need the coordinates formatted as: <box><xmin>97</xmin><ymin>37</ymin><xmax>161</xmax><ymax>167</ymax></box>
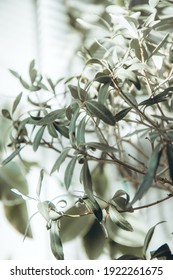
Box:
<box><xmin>0</xmin><ymin>0</ymin><xmax>173</xmax><ymax>260</ymax></box>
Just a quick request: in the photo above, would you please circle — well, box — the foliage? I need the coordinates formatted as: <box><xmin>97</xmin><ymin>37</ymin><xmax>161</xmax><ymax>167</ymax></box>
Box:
<box><xmin>1</xmin><ymin>0</ymin><xmax>173</xmax><ymax>259</ymax></box>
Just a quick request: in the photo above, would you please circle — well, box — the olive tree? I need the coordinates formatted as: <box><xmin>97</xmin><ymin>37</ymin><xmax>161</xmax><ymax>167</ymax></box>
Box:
<box><xmin>1</xmin><ymin>0</ymin><xmax>173</xmax><ymax>259</ymax></box>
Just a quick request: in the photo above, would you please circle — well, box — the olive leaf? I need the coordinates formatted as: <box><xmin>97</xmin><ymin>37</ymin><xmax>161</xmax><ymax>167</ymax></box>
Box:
<box><xmin>64</xmin><ymin>156</ymin><xmax>77</xmax><ymax>190</ymax></box>
<box><xmin>50</xmin><ymin>221</ymin><xmax>64</xmax><ymax>260</ymax></box>
<box><xmin>69</xmin><ymin>85</ymin><xmax>87</xmax><ymax>102</ymax></box>
<box><xmin>130</xmin><ymin>145</ymin><xmax>162</xmax><ymax>205</ymax></box>
<box><xmin>33</xmin><ymin>126</ymin><xmax>45</xmax><ymax>152</ymax></box>
<box><xmin>47</xmin><ymin>123</ymin><xmax>58</xmax><ymax>138</ymax></box>
<box><xmin>82</xmin><ymin>196</ymin><xmax>103</xmax><ymax>222</ymax></box>
<box><xmin>1</xmin><ymin>146</ymin><xmax>24</xmax><ymax>166</ymax></box>
<box><xmin>83</xmin><ymin>219</ymin><xmax>106</xmax><ymax>259</ymax></box>
<box><xmin>50</xmin><ymin>147</ymin><xmax>71</xmax><ymax>174</ymax></box>
<box><xmin>142</xmin><ymin>221</ymin><xmax>165</xmax><ymax>257</ymax></box>
<box><xmin>108</xmin><ymin>206</ymin><xmax>133</xmax><ymax>232</ymax></box>
<box><xmin>85</xmin><ymin>100</ymin><xmax>115</xmax><ymax>126</ymax></box>
<box><xmin>76</xmin><ymin>116</ymin><xmax>87</xmax><ymax>146</ymax></box>
<box><xmin>36</xmin><ymin>169</ymin><xmax>44</xmax><ymax>198</ymax></box>
<box><xmin>53</xmin><ymin>122</ymin><xmax>69</xmax><ymax>139</ymax></box>
<box><xmin>12</xmin><ymin>92</ymin><xmax>23</xmax><ymax>114</ymax></box>
<box><xmin>59</xmin><ymin>204</ymin><xmax>94</xmax><ymax>242</ymax></box>
<box><xmin>1</xmin><ymin>109</ymin><xmax>12</xmax><ymax>120</ymax></box>
<box><xmin>4</xmin><ymin>202</ymin><xmax>32</xmax><ymax>238</ymax></box>
<box><xmin>114</xmin><ymin>107</ymin><xmax>132</xmax><ymax>122</ymax></box>
<box><xmin>81</xmin><ymin>161</ymin><xmax>103</xmax><ymax>222</ymax></box>
<box><xmin>37</xmin><ymin>109</ymin><xmax>66</xmax><ymax>125</ymax></box>
<box><xmin>98</xmin><ymin>82</ymin><xmax>110</xmax><ymax>104</ymax></box>
<box><xmin>150</xmin><ymin>243</ymin><xmax>173</xmax><ymax>260</ymax></box>
<box><xmin>81</xmin><ymin>142</ymin><xmax>118</xmax><ymax>153</ymax></box>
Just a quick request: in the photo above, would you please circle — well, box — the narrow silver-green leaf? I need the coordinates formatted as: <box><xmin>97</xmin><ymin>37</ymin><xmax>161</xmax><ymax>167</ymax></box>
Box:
<box><xmin>85</xmin><ymin>100</ymin><xmax>115</xmax><ymax>126</ymax></box>
<box><xmin>69</xmin><ymin>107</ymin><xmax>80</xmax><ymax>134</ymax></box>
<box><xmin>50</xmin><ymin>221</ymin><xmax>64</xmax><ymax>260</ymax></box>
<box><xmin>69</xmin><ymin>107</ymin><xmax>80</xmax><ymax>146</ymax></box>
<box><xmin>76</xmin><ymin>116</ymin><xmax>87</xmax><ymax>146</ymax></box>
<box><xmin>33</xmin><ymin>126</ymin><xmax>45</xmax><ymax>152</ymax></box>
<box><xmin>1</xmin><ymin>109</ymin><xmax>12</xmax><ymax>120</ymax></box>
<box><xmin>20</xmin><ymin>77</ymin><xmax>30</xmax><ymax>90</ymax></box>
<box><xmin>12</xmin><ymin>92</ymin><xmax>23</xmax><ymax>114</ymax></box>
<box><xmin>83</xmin><ymin>196</ymin><xmax>103</xmax><ymax>222</ymax></box>
<box><xmin>47</xmin><ymin>78</ymin><xmax>55</xmax><ymax>93</ymax></box>
<box><xmin>81</xmin><ymin>161</ymin><xmax>103</xmax><ymax>222</ymax></box>
<box><xmin>9</xmin><ymin>69</ymin><xmax>20</xmax><ymax>79</ymax></box>
<box><xmin>109</xmin><ymin>206</ymin><xmax>133</xmax><ymax>232</ymax></box>
<box><xmin>148</xmin><ymin>33</ymin><xmax>169</xmax><ymax>60</ymax></box>
<box><xmin>37</xmin><ymin>201</ymin><xmax>56</xmax><ymax>222</ymax></box>
<box><xmin>143</xmin><ymin>221</ymin><xmax>165</xmax><ymax>257</ymax></box>
<box><xmin>1</xmin><ymin>146</ymin><xmax>24</xmax><ymax>166</ymax></box>
<box><xmin>83</xmin><ymin>142</ymin><xmax>118</xmax><ymax>153</ymax></box>
<box><xmin>98</xmin><ymin>82</ymin><xmax>110</xmax><ymax>104</ymax></box>
<box><xmin>47</xmin><ymin>123</ymin><xmax>58</xmax><ymax>138</ymax></box>
<box><xmin>37</xmin><ymin>109</ymin><xmax>66</xmax><ymax>125</ymax></box>
<box><xmin>64</xmin><ymin>156</ymin><xmax>77</xmax><ymax>190</ymax></box>
<box><xmin>86</xmin><ymin>58</ymin><xmax>103</xmax><ymax>66</ymax></box>
<box><xmin>36</xmin><ymin>169</ymin><xmax>44</xmax><ymax>198</ymax></box>
<box><xmin>149</xmin><ymin>0</ymin><xmax>160</xmax><ymax>8</ymax></box>
<box><xmin>29</xmin><ymin>59</ymin><xmax>36</xmax><ymax>83</ymax></box>
<box><xmin>130</xmin><ymin>145</ymin><xmax>162</xmax><ymax>205</ymax></box>
<box><xmin>50</xmin><ymin>147</ymin><xmax>71</xmax><ymax>174</ymax></box>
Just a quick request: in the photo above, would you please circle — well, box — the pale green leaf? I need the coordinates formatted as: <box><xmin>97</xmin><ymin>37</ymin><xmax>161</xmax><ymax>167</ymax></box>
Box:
<box><xmin>59</xmin><ymin>204</ymin><xmax>94</xmax><ymax>242</ymax></box>
<box><xmin>50</xmin><ymin>221</ymin><xmax>64</xmax><ymax>260</ymax></box>
<box><xmin>1</xmin><ymin>109</ymin><xmax>12</xmax><ymax>120</ymax></box>
<box><xmin>12</xmin><ymin>92</ymin><xmax>23</xmax><ymax>114</ymax></box>
<box><xmin>98</xmin><ymin>82</ymin><xmax>110</xmax><ymax>104</ymax></box>
<box><xmin>50</xmin><ymin>147</ymin><xmax>71</xmax><ymax>174</ymax></box>
<box><xmin>148</xmin><ymin>33</ymin><xmax>169</xmax><ymax>60</ymax></box>
<box><xmin>33</xmin><ymin>126</ymin><xmax>45</xmax><ymax>152</ymax></box>
<box><xmin>36</xmin><ymin>169</ymin><xmax>44</xmax><ymax>198</ymax></box>
<box><xmin>20</xmin><ymin>77</ymin><xmax>30</xmax><ymax>90</ymax></box>
<box><xmin>149</xmin><ymin>0</ymin><xmax>160</xmax><ymax>8</ymax></box>
<box><xmin>76</xmin><ymin>116</ymin><xmax>87</xmax><ymax>146</ymax></box>
<box><xmin>143</xmin><ymin>221</ymin><xmax>165</xmax><ymax>257</ymax></box>
<box><xmin>47</xmin><ymin>123</ymin><xmax>58</xmax><ymax>138</ymax></box>
<box><xmin>130</xmin><ymin>145</ymin><xmax>162</xmax><ymax>205</ymax></box>
<box><xmin>37</xmin><ymin>201</ymin><xmax>56</xmax><ymax>222</ymax></box>
<box><xmin>82</xmin><ymin>142</ymin><xmax>118</xmax><ymax>153</ymax></box>
<box><xmin>82</xmin><ymin>196</ymin><xmax>103</xmax><ymax>222</ymax></box>
<box><xmin>109</xmin><ymin>205</ymin><xmax>133</xmax><ymax>231</ymax></box>
<box><xmin>37</xmin><ymin>109</ymin><xmax>66</xmax><ymax>125</ymax></box>
<box><xmin>119</xmin><ymin>16</ymin><xmax>138</xmax><ymax>38</ymax></box>
<box><xmin>9</xmin><ymin>69</ymin><xmax>20</xmax><ymax>79</ymax></box>
<box><xmin>86</xmin><ymin>58</ymin><xmax>103</xmax><ymax>66</ymax></box>
<box><xmin>64</xmin><ymin>156</ymin><xmax>77</xmax><ymax>190</ymax></box>
<box><xmin>85</xmin><ymin>100</ymin><xmax>115</xmax><ymax>126</ymax></box>
<box><xmin>1</xmin><ymin>147</ymin><xmax>24</xmax><ymax>166</ymax></box>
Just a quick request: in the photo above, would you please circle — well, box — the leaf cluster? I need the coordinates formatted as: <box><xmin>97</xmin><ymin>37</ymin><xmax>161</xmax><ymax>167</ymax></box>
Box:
<box><xmin>1</xmin><ymin>0</ymin><xmax>173</xmax><ymax>259</ymax></box>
